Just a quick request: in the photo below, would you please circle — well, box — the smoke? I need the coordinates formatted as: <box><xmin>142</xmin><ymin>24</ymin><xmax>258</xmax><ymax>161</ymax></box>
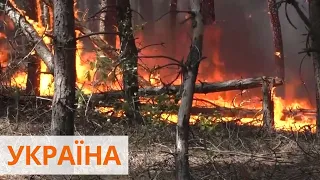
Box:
<box><xmin>81</xmin><ymin>0</ymin><xmax>314</xmax><ymax>104</ymax></box>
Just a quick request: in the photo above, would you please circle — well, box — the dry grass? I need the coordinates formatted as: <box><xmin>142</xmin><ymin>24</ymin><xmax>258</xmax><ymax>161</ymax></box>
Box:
<box><xmin>0</xmin><ymin>100</ymin><xmax>320</xmax><ymax>180</ymax></box>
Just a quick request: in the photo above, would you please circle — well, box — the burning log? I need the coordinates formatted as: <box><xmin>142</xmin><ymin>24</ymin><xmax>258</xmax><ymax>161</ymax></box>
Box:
<box><xmin>0</xmin><ymin>1</ymin><xmax>54</xmax><ymax>73</ymax></box>
<box><xmin>89</xmin><ymin>76</ymin><xmax>284</xmax><ymax>101</ymax></box>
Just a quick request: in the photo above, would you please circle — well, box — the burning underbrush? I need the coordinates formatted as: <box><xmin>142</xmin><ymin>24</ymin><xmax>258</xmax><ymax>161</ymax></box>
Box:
<box><xmin>0</xmin><ymin>0</ymin><xmax>317</xmax><ymax>135</ymax></box>
<box><xmin>0</xmin><ymin>103</ymin><xmax>319</xmax><ymax>179</ymax></box>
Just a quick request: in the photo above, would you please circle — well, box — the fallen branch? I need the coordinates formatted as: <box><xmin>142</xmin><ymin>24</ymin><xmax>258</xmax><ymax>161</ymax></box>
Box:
<box><xmin>89</xmin><ymin>76</ymin><xmax>284</xmax><ymax>100</ymax></box>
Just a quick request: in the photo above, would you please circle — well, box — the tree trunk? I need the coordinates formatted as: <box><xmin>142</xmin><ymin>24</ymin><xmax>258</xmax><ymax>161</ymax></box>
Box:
<box><xmin>117</xmin><ymin>0</ymin><xmax>143</xmax><ymax>124</ymax></box>
<box><xmin>267</xmin><ymin>0</ymin><xmax>285</xmax><ymax>80</ymax></box>
<box><xmin>41</xmin><ymin>1</ymin><xmax>51</xmax><ymax>27</ymax></box>
<box><xmin>25</xmin><ymin>0</ymin><xmax>41</xmax><ymax>95</ymax></box>
<box><xmin>262</xmin><ymin>77</ymin><xmax>274</xmax><ymax>132</ymax></box>
<box><xmin>309</xmin><ymin>0</ymin><xmax>320</xmax><ymax>134</ymax></box>
<box><xmin>176</xmin><ymin>0</ymin><xmax>204</xmax><ymax>179</ymax></box>
<box><xmin>26</xmin><ymin>56</ymin><xmax>40</xmax><ymax>95</ymax></box>
<box><xmin>51</xmin><ymin>0</ymin><xmax>76</xmax><ymax>135</ymax></box>
<box><xmin>99</xmin><ymin>0</ymin><xmax>107</xmax><ymax>40</ymax></box>
<box><xmin>105</xmin><ymin>0</ymin><xmax>117</xmax><ymax>47</ymax></box>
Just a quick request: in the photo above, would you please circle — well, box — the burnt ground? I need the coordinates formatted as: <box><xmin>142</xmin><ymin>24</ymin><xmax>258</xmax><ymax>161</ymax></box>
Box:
<box><xmin>0</xmin><ymin>99</ymin><xmax>320</xmax><ymax>180</ymax></box>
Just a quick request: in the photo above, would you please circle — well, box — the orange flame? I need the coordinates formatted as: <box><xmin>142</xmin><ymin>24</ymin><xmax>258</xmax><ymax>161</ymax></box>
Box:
<box><xmin>4</xmin><ymin>1</ymin><xmax>316</xmax><ymax>132</ymax></box>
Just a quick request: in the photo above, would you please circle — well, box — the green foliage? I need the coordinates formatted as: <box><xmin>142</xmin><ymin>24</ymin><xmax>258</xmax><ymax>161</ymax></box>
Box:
<box><xmin>89</xmin><ymin>53</ymin><xmax>116</xmax><ymax>83</ymax></box>
<box><xmin>121</xmin><ymin>102</ymin><xmax>130</xmax><ymax>112</ymax></box>
<box><xmin>75</xmin><ymin>88</ymin><xmax>86</xmax><ymax>107</ymax></box>
<box><xmin>140</xmin><ymin>94</ymin><xmax>179</xmax><ymax>125</ymax></box>
<box><xmin>197</xmin><ymin>115</ymin><xmax>218</xmax><ymax>132</ymax></box>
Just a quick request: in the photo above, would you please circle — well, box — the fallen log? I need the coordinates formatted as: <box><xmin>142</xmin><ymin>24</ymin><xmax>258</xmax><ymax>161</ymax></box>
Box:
<box><xmin>90</xmin><ymin>76</ymin><xmax>284</xmax><ymax>101</ymax></box>
<box><xmin>2</xmin><ymin>76</ymin><xmax>283</xmax><ymax>103</ymax></box>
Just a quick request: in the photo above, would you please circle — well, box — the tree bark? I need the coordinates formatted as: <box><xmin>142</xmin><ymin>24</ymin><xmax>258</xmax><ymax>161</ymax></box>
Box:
<box><xmin>262</xmin><ymin>77</ymin><xmax>274</xmax><ymax>132</ymax></box>
<box><xmin>99</xmin><ymin>0</ymin><xmax>107</xmax><ymax>40</ymax></box>
<box><xmin>105</xmin><ymin>0</ymin><xmax>117</xmax><ymax>47</ymax></box>
<box><xmin>51</xmin><ymin>0</ymin><xmax>76</xmax><ymax>135</ymax></box>
<box><xmin>309</xmin><ymin>0</ymin><xmax>320</xmax><ymax>134</ymax></box>
<box><xmin>267</xmin><ymin>0</ymin><xmax>285</xmax><ymax>80</ymax></box>
<box><xmin>117</xmin><ymin>0</ymin><xmax>143</xmax><ymax>124</ymax></box>
<box><xmin>176</xmin><ymin>0</ymin><xmax>204</xmax><ymax>179</ymax></box>
<box><xmin>41</xmin><ymin>1</ymin><xmax>51</xmax><ymax>27</ymax></box>
<box><xmin>25</xmin><ymin>0</ymin><xmax>41</xmax><ymax>95</ymax></box>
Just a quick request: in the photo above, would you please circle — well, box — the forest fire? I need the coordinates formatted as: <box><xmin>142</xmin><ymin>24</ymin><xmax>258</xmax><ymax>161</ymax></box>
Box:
<box><xmin>0</xmin><ymin>0</ymin><xmax>316</xmax><ymax>133</ymax></box>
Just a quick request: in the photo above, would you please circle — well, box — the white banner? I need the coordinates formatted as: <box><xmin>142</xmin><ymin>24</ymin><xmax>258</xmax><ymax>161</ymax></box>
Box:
<box><xmin>0</xmin><ymin>136</ymin><xmax>128</xmax><ymax>175</ymax></box>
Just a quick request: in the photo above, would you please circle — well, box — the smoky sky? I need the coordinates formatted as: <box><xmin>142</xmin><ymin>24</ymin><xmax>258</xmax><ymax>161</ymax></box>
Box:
<box><xmin>81</xmin><ymin>0</ymin><xmax>314</xmax><ymax>104</ymax></box>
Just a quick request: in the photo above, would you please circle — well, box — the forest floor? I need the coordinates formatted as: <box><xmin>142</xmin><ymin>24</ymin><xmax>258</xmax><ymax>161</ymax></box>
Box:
<box><xmin>0</xmin><ymin>101</ymin><xmax>319</xmax><ymax>180</ymax></box>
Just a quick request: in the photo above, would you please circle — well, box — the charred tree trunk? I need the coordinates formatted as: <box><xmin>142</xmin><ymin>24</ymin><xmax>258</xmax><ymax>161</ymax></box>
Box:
<box><xmin>262</xmin><ymin>77</ymin><xmax>274</xmax><ymax>132</ymax></box>
<box><xmin>117</xmin><ymin>0</ymin><xmax>143</xmax><ymax>124</ymax></box>
<box><xmin>176</xmin><ymin>0</ymin><xmax>204</xmax><ymax>179</ymax></box>
<box><xmin>51</xmin><ymin>0</ymin><xmax>76</xmax><ymax>135</ymax></box>
<box><xmin>24</xmin><ymin>0</ymin><xmax>41</xmax><ymax>95</ymax></box>
<box><xmin>267</xmin><ymin>0</ymin><xmax>285</xmax><ymax>80</ymax></box>
<box><xmin>26</xmin><ymin>55</ymin><xmax>40</xmax><ymax>95</ymax></box>
<box><xmin>309</xmin><ymin>0</ymin><xmax>320</xmax><ymax>134</ymax></box>
<box><xmin>105</xmin><ymin>0</ymin><xmax>117</xmax><ymax>47</ymax></box>
<box><xmin>41</xmin><ymin>1</ymin><xmax>51</xmax><ymax>27</ymax></box>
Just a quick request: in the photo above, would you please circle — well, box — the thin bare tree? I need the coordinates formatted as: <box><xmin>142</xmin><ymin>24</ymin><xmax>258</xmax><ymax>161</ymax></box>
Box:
<box><xmin>176</xmin><ymin>0</ymin><xmax>204</xmax><ymax>179</ymax></box>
